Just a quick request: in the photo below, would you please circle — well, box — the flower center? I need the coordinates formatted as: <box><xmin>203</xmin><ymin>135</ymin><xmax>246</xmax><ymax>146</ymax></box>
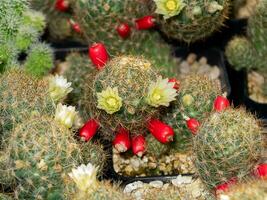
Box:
<box><xmin>153</xmin><ymin>92</ymin><xmax>162</xmax><ymax>101</ymax></box>
<box><xmin>107</xmin><ymin>97</ymin><xmax>117</xmax><ymax>107</ymax></box>
<box><xmin>165</xmin><ymin>0</ymin><xmax>177</xmax><ymax>11</ymax></box>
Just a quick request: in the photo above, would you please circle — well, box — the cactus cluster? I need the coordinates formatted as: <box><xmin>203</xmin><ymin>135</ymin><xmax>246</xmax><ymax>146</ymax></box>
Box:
<box><xmin>83</xmin><ymin>55</ymin><xmax>163</xmax><ymax>140</ymax></box>
<box><xmin>148</xmin><ymin>0</ymin><xmax>230</xmax><ymax>43</ymax></box>
<box><xmin>0</xmin><ymin>0</ymin><xmax>53</xmax><ymax>77</ymax></box>
<box><xmin>220</xmin><ymin>179</ymin><xmax>267</xmax><ymax>200</ymax></box>
<box><xmin>226</xmin><ymin>0</ymin><xmax>267</xmax><ymax>95</ymax></box>
<box><xmin>163</xmin><ymin>75</ymin><xmax>221</xmax><ymax>152</ymax></box>
<box><xmin>193</xmin><ymin>108</ymin><xmax>264</xmax><ymax>191</ymax></box>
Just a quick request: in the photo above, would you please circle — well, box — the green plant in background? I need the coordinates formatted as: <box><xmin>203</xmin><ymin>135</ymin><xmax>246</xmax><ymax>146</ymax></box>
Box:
<box><xmin>30</xmin><ymin>0</ymin><xmax>82</xmax><ymax>42</ymax></box>
<box><xmin>163</xmin><ymin>75</ymin><xmax>220</xmax><ymax>152</ymax></box>
<box><xmin>82</xmin><ymin>55</ymin><xmax>177</xmax><ymax>140</ymax></box>
<box><xmin>193</xmin><ymin>108</ymin><xmax>263</xmax><ymax>192</ymax></box>
<box><xmin>0</xmin><ymin>0</ymin><xmax>54</xmax><ymax>76</ymax></box>
<box><xmin>73</xmin><ymin>0</ymin><xmax>150</xmax><ymax>54</ymax></box>
<box><xmin>148</xmin><ymin>0</ymin><xmax>230</xmax><ymax>43</ymax></box>
<box><xmin>226</xmin><ymin>0</ymin><xmax>267</xmax><ymax>95</ymax></box>
<box><xmin>219</xmin><ymin>179</ymin><xmax>267</xmax><ymax>200</ymax></box>
<box><xmin>0</xmin><ymin>69</ymin><xmax>54</xmax><ymax>142</ymax></box>
<box><xmin>0</xmin><ymin>114</ymin><xmax>106</xmax><ymax>200</ymax></box>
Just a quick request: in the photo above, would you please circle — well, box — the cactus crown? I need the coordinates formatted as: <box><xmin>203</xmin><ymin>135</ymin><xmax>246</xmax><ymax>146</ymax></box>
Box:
<box><xmin>193</xmin><ymin>108</ymin><xmax>263</xmax><ymax>191</ymax></box>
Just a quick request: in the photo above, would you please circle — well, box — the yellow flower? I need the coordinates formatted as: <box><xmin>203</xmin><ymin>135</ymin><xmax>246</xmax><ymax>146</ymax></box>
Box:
<box><xmin>182</xmin><ymin>94</ymin><xmax>194</xmax><ymax>106</ymax></box>
<box><xmin>48</xmin><ymin>75</ymin><xmax>73</xmax><ymax>102</ymax></box>
<box><xmin>154</xmin><ymin>0</ymin><xmax>186</xmax><ymax>19</ymax></box>
<box><xmin>68</xmin><ymin>163</ymin><xmax>99</xmax><ymax>192</ymax></box>
<box><xmin>97</xmin><ymin>87</ymin><xmax>122</xmax><ymax>114</ymax></box>
<box><xmin>146</xmin><ymin>76</ymin><xmax>177</xmax><ymax>107</ymax></box>
<box><xmin>55</xmin><ymin>103</ymin><xmax>79</xmax><ymax>129</ymax></box>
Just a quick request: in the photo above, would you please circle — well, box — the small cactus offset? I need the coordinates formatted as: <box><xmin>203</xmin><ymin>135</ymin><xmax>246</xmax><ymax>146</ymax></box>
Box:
<box><xmin>0</xmin><ymin>69</ymin><xmax>54</xmax><ymax>141</ymax></box>
<box><xmin>193</xmin><ymin>108</ymin><xmax>264</xmax><ymax>192</ymax></box>
<box><xmin>218</xmin><ymin>179</ymin><xmax>267</xmax><ymax>200</ymax></box>
<box><xmin>148</xmin><ymin>0</ymin><xmax>230</xmax><ymax>43</ymax></box>
<box><xmin>163</xmin><ymin>75</ymin><xmax>221</xmax><ymax>152</ymax></box>
<box><xmin>73</xmin><ymin>0</ymin><xmax>151</xmax><ymax>55</ymax></box>
<box><xmin>83</xmin><ymin>55</ymin><xmax>177</xmax><ymax>140</ymax></box>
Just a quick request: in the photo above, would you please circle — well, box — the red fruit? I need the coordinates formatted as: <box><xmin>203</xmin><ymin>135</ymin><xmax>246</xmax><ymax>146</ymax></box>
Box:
<box><xmin>55</xmin><ymin>0</ymin><xmax>69</xmax><ymax>12</ymax></box>
<box><xmin>79</xmin><ymin>119</ymin><xmax>99</xmax><ymax>142</ymax></box>
<box><xmin>254</xmin><ymin>163</ymin><xmax>267</xmax><ymax>179</ymax></box>
<box><xmin>117</xmin><ymin>23</ymin><xmax>131</xmax><ymax>39</ymax></box>
<box><xmin>113</xmin><ymin>128</ymin><xmax>131</xmax><ymax>153</ymax></box>
<box><xmin>135</xmin><ymin>15</ymin><xmax>156</xmax><ymax>30</ymax></box>
<box><xmin>69</xmin><ymin>19</ymin><xmax>81</xmax><ymax>33</ymax></box>
<box><xmin>89</xmin><ymin>43</ymin><xmax>109</xmax><ymax>70</ymax></box>
<box><xmin>148</xmin><ymin>119</ymin><xmax>174</xmax><ymax>143</ymax></box>
<box><xmin>214</xmin><ymin>94</ymin><xmax>230</xmax><ymax>112</ymax></box>
<box><xmin>168</xmin><ymin>78</ymin><xmax>180</xmax><ymax>90</ymax></box>
<box><xmin>215</xmin><ymin>178</ymin><xmax>237</xmax><ymax>196</ymax></box>
<box><xmin>186</xmin><ymin>118</ymin><xmax>200</xmax><ymax>135</ymax></box>
<box><xmin>132</xmin><ymin>135</ymin><xmax>146</xmax><ymax>157</ymax></box>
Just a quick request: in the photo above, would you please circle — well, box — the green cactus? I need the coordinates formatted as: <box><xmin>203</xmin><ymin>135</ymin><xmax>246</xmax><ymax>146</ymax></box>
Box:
<box><xmin>24</xmin><ymin>42</ymin><xmax>54</xmax><ymax>78</ymax></box>
<box><xmin>146</xmin><ymin>134</ymin><xmax>170</xmax><ymax>157</ymax></box>
<box><xmin>1</xmin><ymin>115</ymin><xmax>106</xmax><ymax>200</ymax></box>
<box><xmin>0</xmin><ymin>193</ymin><xmax>13</xmax><ymax>200</ymax></box>
<box><xmin>193</xmin><ymin>108</ymin><xmax>263</xmax><ymax>191</ymax></box>
<box><xmin>64</xmin><ymin>53</ymin><xmax>95</xmax><ymax>114</ymax></box>
<box><xmin>148</xmin><ymin>0</ymin><xmax>230</xmax><ymax>43</ymax></box>
<box><xmin>0</xmin><ymin>69</ymin><xmax>54</xmax><ymax>141</ymax></box>
<box><xmin>163</xmin><ymin>75</ymin><xmax>220</xmax><ymax>152</ymax></box>
<box><xmin>83</xmin><ymin>55</ymin><xmax>164</xmax><ymax>140</ymax></box>
<box><xmin>14</xmin><ymin>26</ymin><xmax>39</xmax><ymax>51</ymax></box>
<box><xmin>221</xmin><ymin>179</ymin><xmax>267</xmax><ymax>200</ymax></box>
<box><xmin>22</xmin><ymin>9</ymin><xmax>46</xmax><ymax>33</ymax></box>
<box><xmin>73</xmin><ymin>0</ymin><xmax>151</xmax><ymax>54</ymax></box>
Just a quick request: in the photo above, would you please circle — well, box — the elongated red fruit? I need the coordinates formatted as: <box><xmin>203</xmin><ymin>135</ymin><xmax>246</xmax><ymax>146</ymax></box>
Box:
<box><xmin>168</xmin><ymin>78</ymin><xmax>180</xmax><ymax>90</ymax></box>
<box><xmin>132</xmin><ymin>135</ymin><xmax>146</xmax><ymax>157</ymax></box>
<box><xmin>89</xmin><ymin>43</ymin><xmax>109</xmax><ymax>70</ymax></box>
<box><xmin>55</xmin><ymin>0</ymin><xmax>69</xmax><ymax>12</ymax></box>
<box><xmin>215</xmin><ymin>177</ymin><xmax>237</xmax><ymax>196</ymax></box>
<box><xmin>254</xmin><ymin>163</ymin><xmax>267</xmax><ymax>179</ymax></box>
<box><xmin>135</xmin><ymin>15</ymin><xmax>156</xmax><ymax>30</ymax></box>
<box><xmin>113</xmin><ymin>128</ymin><xmax>131</xmax><ymax>153</ymax></box>
<box><xmin>117</xmin><ymin>23</ymin><xmax>131</xmax><ymax>39</ymax></box>
<box><xmin>79</xmin><ymin>119</ymin><xmax>99</xmax><ymax>142</ymax></box>
<box><xmin>186</xmin><ymin>118</ymin><xmax>200</xmax><ymax>135</ymax></box>
<box><xmin>214</xmin><ymin>93</ymin><xmax>230</xmax><ymax>112</ymax></box>
<box><xmin>148</xmin><ymin>119</ymin><xmax>174</xmax><ymax>143</ymax></box>
<box><xmin>69</xmin><ymin>19</ymin><xmax>81</xmax><ymax>33</ymax></box>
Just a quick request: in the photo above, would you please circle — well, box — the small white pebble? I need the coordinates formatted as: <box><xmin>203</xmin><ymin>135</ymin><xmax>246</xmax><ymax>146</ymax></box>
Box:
<box><xmin>123</xmin><ymin>181</ymin><xmax>144</xmax><ymax>193</ymax></box>
<box><xmin>149</xmin><ymin>180</ymin><xmax>164</xmax><ymax>188</ymax></box>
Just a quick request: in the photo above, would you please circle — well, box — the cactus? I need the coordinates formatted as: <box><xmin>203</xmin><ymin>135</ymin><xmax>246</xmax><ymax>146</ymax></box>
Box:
<box><xmin>0</xmin><ymin>193</ymin><xmax>13</xmax><ymax>200</ymax></box>
<box><xmin>83</xmin><ymin>55</ymin><xmax>178</xmax><ymax>140</ymax></box>
<box><xmin>1</xmin><ymin>115</ymin><xmax>106</xmax><ymax>200</ymax></box>
<box><xmin>163</xmin><ymin>75</ymin><xmax>220</xmax><ymax>152</ymax></box>
<box><xmin>146</xmin><ymin>134</ymin><xmax>170</xmax><ymax>157</ymax></box>
<box><xmin>73</xmin><ymin>0</ymin><xmax>151</xmax><ymax>54</ymax></box>
<box><xmin>220</xmin><ymin>179</ymin><xmax>267</xmax><ymax>200</ymax></box>
<box><xmin>63</xmin><ymin>53</ymin><xmax>95</xmax><ymax>114</ymax></box>
<box><xmin>193</xmin><ymin>108</ymin><xmax>264</xmax><ymax>191</ymax></box>
<box><xmin>148</xmin><ymin>0</ymin><xmax>230</xmax><ymax>43</ymax></box>
<box><xmin>0</xmin><ymin>69</ymin><xmax>54</xmax><ymax>141</ymax></box>
<box><xmin>24</xmin><ymin>43</ymin><xmax>54</xmax><ymax>78</ymax></box>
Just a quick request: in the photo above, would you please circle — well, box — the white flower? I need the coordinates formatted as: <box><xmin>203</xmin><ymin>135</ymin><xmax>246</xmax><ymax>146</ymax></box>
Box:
<box><xmin>68</xmin><ymin>163</ymin><xmax>99</xmax><ymax>192</ymax></box>
<box><xmin>48</xmin><ymin>74</ymin><xmax>73</xmax><ymax>102</ymax></box>
<box><xmin>55</xmin><ymin>103</ymin><xmax>79</xmax><ymax>129</ymax></box>
<box><xmin>146</xmin><ymin>76</ymin><xmax>177</xmax><ymax>107</ymax></box>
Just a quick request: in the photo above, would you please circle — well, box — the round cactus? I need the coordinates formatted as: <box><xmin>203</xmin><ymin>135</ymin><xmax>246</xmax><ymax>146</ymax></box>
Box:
<box><xmin>73</xmin><ymin>0</ymin><xmax>150</xmax><ymax>55</ymax></box>
<box><xmin>146</xmin><ymin>134</ymin><xmax>170</xmax><ymax>157</ymax></box>
<box><xmin>219</xmin><ymin>179</ymin><xmax>267</xmax><ymax>200</ymax></box>
<box><xmin>148</xmin><ymin>0</ymin><xmax>230</xmax><ymax>43</ymax></box>
<box><xmin>2</xmin><ymin>115</ymin><xmax>106</xmax><ymax>199</ymax></box>
<box><xmin>193</xmin><ymin>108</ymin><xmax>264</xmax><ymax>191</ymax></box>
<box><xmin>0</xmin><ymin>69</ymin><xmax>54</xmax><ymax>140</ymax></box>
<box><xmin>83</xmin><ymin>55</ymin><xmax>178</xmax><ymax>140</ymax></box>
<box><xmin>163</xmin><ymin>75</ymin><xmax>220</xmax><ymax>152</ymax></box>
